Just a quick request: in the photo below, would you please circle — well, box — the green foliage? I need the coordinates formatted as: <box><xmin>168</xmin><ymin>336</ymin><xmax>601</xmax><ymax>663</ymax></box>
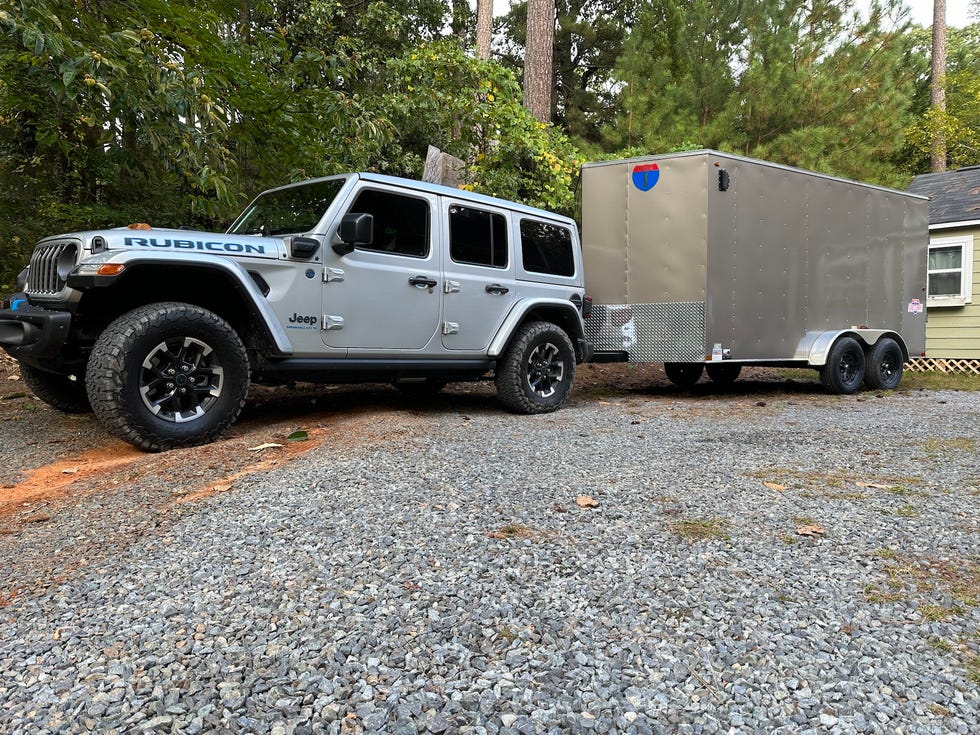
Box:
<box><xmin>375</xmin><ymin>40</ymin><xmax>581</xmax><ymax>213</ymax></box>
<box><xmin>899</xmin><ymin>24</ymin><xmax>980</xmax><ymax>172</ymax></box>
<box><xmin>0</xmin><ymin>1</ymin><xmax>394</xmax><ymax>288</ymax></box>
<box><xmin>608</xmin><ymin>0</ymin><xmax>918</xmax><ymax>186</ymax></box>
<box><xmin>497</xmin><ymin>0</ymin><xmax>638</xmax><ymax>146</ymax></box>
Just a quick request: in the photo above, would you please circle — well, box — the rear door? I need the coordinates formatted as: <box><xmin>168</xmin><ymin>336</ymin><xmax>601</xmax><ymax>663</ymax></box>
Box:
<box><xmin>440</xmin><ymin>200</ymin><xmax>517</xmax><ymax>351</ymax></box>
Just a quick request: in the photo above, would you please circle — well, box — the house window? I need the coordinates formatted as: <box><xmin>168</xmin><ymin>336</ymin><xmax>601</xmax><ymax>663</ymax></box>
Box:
<box><xmin>927</xmin><ymin>235</ymin><xmax>974</xmax><ymax>307</ymax></box>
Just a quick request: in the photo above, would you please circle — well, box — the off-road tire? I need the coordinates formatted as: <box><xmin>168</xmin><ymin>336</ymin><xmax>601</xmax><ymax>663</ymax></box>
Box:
<box><xmin>496</xmin><ymin>321</ymin><xmax>575</xmax><ymax>414</ymax></box>
<box><xmin>864</xmin><ymin>337</ymin><xmax>904</xmax><ymax>390</ymax></box>
<box><xmin>705</xmin><ymin>363</ymin><xmax>742</xmax><ymax>385</ymax></box>
<box><xmin>664</xmin><ymin>362</ymin><xmax>704</xmax><ymax>387</ymax></box>
<box><xmin>86</xmin><ymin>302</ymin><xmax>249</xmax><ymax>452</ymax></box>
<box><xmin>820</xmin><ymin>336</ymin><xmax>866</xmax><ymax>394</ymax></box>
<box><xmin>20</xmin><ymin>364</ymin><xmax>91</xmax><ymax>413</ymax></box>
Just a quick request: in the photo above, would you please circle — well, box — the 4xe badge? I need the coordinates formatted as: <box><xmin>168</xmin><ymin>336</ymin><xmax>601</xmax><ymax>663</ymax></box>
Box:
<box><xmin>632</xmin><ymin>163</ymin><xmax>660</xmax><ymax>192</ymax></box>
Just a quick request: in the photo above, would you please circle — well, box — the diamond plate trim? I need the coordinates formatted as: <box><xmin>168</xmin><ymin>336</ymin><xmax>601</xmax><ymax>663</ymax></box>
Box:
<box><xmin>585</xmin><ymin>302</ymin><xmax>705</xmax><ymax>362</ymax></box>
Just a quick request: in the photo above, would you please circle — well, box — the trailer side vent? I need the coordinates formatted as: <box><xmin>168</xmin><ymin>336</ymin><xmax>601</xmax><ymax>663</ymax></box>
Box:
<box><xmin>718</xmin><ymin>169</ymin><xmax>730</xmax><ymax>192</ymax></box>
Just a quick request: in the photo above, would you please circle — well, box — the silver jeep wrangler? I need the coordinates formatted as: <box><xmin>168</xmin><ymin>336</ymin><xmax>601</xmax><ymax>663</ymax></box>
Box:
<box><xmin>0</xmin><ymin>174</ymin><xmax>591</xmax><ymax>451</ymax></box>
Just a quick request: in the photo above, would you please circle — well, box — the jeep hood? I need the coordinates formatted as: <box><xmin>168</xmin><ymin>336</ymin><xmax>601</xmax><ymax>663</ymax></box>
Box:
<box><xmin>43</xmin><ymin>227</ymin><xmax>286</xmax><ymax>260</ymax></box>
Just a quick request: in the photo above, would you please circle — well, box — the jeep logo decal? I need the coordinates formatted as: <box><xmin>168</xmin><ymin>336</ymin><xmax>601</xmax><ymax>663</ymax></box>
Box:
<box><xmin>288</xmin><ymin>313</ymin><xmax>318</xmax><ymax>325</ymax></box>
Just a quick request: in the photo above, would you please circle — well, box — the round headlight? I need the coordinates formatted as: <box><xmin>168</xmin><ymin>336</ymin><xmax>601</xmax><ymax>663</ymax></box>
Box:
<box><xmin>56</xmin><ymin>243</ymin><xmax>79</xmax><ymax>282</ymax></box>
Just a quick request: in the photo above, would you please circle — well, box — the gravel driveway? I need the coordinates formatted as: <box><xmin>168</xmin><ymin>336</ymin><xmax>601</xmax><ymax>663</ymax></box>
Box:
<box><xmin>0</xmin><ymin>367</ymin><xmax>978</xmax><ymax>734</ymax></box>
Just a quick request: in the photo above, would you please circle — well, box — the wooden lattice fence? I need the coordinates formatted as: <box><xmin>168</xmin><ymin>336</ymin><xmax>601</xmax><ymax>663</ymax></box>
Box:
<box><xmin>906</xmin><ymin>358</ymin><xmax>980</xmax><ymax>375</ymax></box>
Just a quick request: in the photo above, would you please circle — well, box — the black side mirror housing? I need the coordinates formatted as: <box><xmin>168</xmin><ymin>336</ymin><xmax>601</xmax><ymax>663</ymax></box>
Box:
<box><xmin>335</xmin><ymin>213</ymin><xmax>374</xmax><ymax>255</ymax></box>
<box><xmin>290</xmin><ymin>236</ymin><xmax>320</xmax><ymax>259</ymax></box>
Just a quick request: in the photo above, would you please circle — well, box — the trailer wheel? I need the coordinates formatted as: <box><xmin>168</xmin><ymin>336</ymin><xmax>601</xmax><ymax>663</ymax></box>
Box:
<box><xmin>864</xmin><ymin>338</ymin><xmax>904</xmax><ymax>390</ymax></box>
<box><xmin>820</xmin><ymin>336</ymin><xmax>866</xmax><ymax>394</ymax></box>
<box><xmin>496</xmin><ymin>321</ymin><xmax>575</xmax><ymax>414</ymax></box>
<box><xmin>87</xmin><ymin>302</ymin><xmax>250</xmax><ymax>452</ymax></box>
<box><xmin>664</xmin><ymin>362</ymin><xmax>704</xmax><ymax>388</ymax></box>
<box><xmin>705</xmin><ymin>363</ymin><xmax>742</xmax><ymax>385</ymax></box>
<box><xmin>20</xmin><ymin>364</ymin><xmax>92</xmax><ymax>413</ymax></box>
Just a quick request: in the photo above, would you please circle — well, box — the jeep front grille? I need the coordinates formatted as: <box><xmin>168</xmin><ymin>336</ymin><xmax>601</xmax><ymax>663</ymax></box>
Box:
<box><xmin>27</xmin><ymin>240</ymin><xmax>79</xmax><ymax>295</ymax></box>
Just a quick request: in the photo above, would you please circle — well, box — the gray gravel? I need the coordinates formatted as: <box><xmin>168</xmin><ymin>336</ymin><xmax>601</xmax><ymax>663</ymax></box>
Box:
<box><xmin>0</xmin><ymin>386</ymin><xmax>978</xmax><ymax>734</ymax></box>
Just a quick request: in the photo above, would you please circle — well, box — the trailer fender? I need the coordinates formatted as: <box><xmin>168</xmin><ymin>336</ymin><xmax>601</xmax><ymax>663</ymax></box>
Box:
<box><xmin>804</xmin><ymin>330</ymin><xmax>909</xmax><ymax>367</ymax></box>
<box><xmin>488</xmin><ymin>298</ymin><xmax>586</xmax><ymax>360</ymax></box>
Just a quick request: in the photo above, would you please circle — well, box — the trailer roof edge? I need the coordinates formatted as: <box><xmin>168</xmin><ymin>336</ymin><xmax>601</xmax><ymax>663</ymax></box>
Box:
<box><xmin>581</xmin><ymin>149</ymin><xmax>929</xmax><ymax>201</ymax></box>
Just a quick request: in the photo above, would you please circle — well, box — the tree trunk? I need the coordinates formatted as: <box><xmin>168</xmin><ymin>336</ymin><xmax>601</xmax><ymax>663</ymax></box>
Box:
<box><xmin>475</xmin><ymin>0</ymin><xmax>493</xmax><ymax>59</ymax></box>
<box><xmin>523</xmin><ymin>0</ymin><xmax>555</xmax><ymax>123</ymax></box>
<box><xmin>930</xmin><ymin>0</ymin><xmax>947</xmax><ymax>172</ymax></box>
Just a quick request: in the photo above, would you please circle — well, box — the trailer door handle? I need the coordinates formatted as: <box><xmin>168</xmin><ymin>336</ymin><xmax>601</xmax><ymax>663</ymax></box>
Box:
<box><xmin>485</xmin><ymin>284</ymin><xmax>510</xmax><ymax>295</ymax></box>
<box><xmin>409</xmin><ymin>275</ymin><xmax>438</xmax><ymax>289</ymax></box>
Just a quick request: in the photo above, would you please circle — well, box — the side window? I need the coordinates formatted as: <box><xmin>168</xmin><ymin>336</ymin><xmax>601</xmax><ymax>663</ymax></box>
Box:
<box><xmin>520</xmin><ymin>219</ymin><xmax>575</xmax><ymax>277</ymax></box>
<box><xmin>347</xmin><ymin>189</ymin><xmax>429</xmax><ymax>257</ymax></box>
<box><xmin>449</xmin><ymin>205</ymin><xmax>509</xmax><ymax>268</ymax></box>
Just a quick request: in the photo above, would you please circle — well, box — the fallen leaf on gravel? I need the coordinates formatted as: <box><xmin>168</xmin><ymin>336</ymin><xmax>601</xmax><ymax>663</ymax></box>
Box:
<box><xmin>796</xmin><ymin>524</ymin><xmax>827</xmax><ymax>537</ymax></box>
<box><xmin>286</xmin><ymin>430</ymin><xmax>309</xmax><ymax>442</ymax></box>
<box><xmin>61</xmin><ymin>468</ymin><xmax>78</xmax><ymax>475</ymax></box>
<box><xmin>576</xmin><ymin>495</ymin><xmax>599</xmax><ymax>508</ymax></box>
<box><xmin>763</xmin><ymin>481</ymin><xmax>788</xmax><ymax>492</ymax></box>
<box><xmin>855</xmin><ymin>481</ymin><xmax>894</xmax><ymax>490</ymax></box>
<box><xmin>247</xmin><ymin>442</ymin><xmax>283</xmax><ymax>451</ymax></box>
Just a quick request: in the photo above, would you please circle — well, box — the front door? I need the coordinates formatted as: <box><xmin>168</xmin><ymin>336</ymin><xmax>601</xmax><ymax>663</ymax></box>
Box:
<box><xmin>321</xmin><ymin>186</ymin><xmax>441</xmax><ymax>351</ymax></box>
<box><xmin>441</xmin><ymin>201</ymin><xmax>517</xmax><ymax>351</ymax></box>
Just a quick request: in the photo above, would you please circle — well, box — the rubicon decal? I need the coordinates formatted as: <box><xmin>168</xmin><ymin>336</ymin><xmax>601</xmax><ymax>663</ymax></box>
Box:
<box><xmin>124</xmin><ymin>237</ymin><xmax>266</xmax><ymax>255</ymax></box>
<box><xmin>632</xmin><ymin>163</ymin><xmax>660</xmax><ymax>192</ymax></box>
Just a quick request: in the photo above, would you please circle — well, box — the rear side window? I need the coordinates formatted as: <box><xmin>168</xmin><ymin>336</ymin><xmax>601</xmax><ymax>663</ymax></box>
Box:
<box><xmin>520</xmin><ymin>219</ymin><xmax>575</xmax><ymax>277</ymax></box>
<box><xmin>449</xmin><ymin>205</ymin><xmax>509</xmax><ymax>268</ymax></box>
<box><xmin>348</xmin><ymin>189</ymin><xmax>430</xmax><ymax>257</ymax></box>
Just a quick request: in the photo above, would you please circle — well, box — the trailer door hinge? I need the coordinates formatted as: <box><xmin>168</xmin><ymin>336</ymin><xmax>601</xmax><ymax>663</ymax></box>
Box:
<box><xmin>322</xmin><ymin>315</ymin><xmax>344</xmax><ymax>330</ymax></box>
<box><xmin>442</xmin><ymin>321</ymin><xmax>460</xmax><ymax>335</ymax></box>
<box><xmin>444</xmin><ymin>280</ymin><xmax>461</xmax><ymax>294</ymax></box>
<box><xmin>322</xmin><ymin>267</ymin><xmax>345</xmax><ymax>283</ymax></box>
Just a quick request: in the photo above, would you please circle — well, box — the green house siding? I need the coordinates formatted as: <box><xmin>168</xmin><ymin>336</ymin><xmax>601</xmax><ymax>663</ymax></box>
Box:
<box><xmin>925</xmin><ymin>227</ymin><xmax>980</xmax><ymax>359</ymax></box>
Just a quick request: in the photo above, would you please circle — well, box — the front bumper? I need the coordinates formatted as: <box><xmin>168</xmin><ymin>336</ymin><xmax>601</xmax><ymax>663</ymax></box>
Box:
<box><xmin>0</xmin><ymin>294</ymin><xmax>72</xmax><ymax>360</ymax></box>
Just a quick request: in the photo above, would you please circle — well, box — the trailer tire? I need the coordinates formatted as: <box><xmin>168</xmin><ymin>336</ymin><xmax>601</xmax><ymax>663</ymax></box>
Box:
<box><xmin>705</xmin><ymin>363</ymin><xmax>742</xmax><ymax>385</ymax></box>
<box><xmin>20</xmin><ymin>364</ymin><xmax>92</xmax><ymax>413</ymax></box>
<box><xmin>664</xmin><ymin>362</ymin><xmax>704</xmax><ymax>388</ymax></box>
<box><xmin>864</xmin><ymin>338</ymin><xmax>904</xmax><ymax>390</ymax></box>
<box><xmin>87</xmin><ymin>302</ymin><xmax>250</xmax><ymax>452</ymax></box>
<box><xmin>820</xmin><ymin>336</ymin><xmax>866</xmax><ymax>394</ymax></box>
<box><xmin>496</xmin><ymin>321</ymin><xmax>575</xmax><ymax>414</ymax></box>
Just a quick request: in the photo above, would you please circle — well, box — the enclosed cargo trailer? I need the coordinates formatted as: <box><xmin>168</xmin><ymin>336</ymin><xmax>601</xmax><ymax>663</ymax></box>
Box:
<box><xmin>581</xmin><ymin>150</ymin><xmax>928</xmax><ymax>392</ymax></box>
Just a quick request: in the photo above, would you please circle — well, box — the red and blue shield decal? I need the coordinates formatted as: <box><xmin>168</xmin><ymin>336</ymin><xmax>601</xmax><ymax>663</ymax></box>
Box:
<box><xmin>632</xmin><ymin>163</ymin><xmax>660</xmax><ymax>191</ymax></box>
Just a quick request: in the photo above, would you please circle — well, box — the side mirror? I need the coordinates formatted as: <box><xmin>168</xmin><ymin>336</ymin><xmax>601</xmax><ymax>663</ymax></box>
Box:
<box><xmin>290</xmin><ymin>236</ymin><xmax>320</xmax><ymax>259</ymax></box>
<box><xmin>334</xmin><ymin>213</ymin><xmax>374</xmax><ymax>255</ymax></box>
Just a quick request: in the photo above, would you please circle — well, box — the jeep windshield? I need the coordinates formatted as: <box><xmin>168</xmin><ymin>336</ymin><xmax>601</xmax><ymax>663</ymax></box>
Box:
<box><xmin>227</xmin><ymin>178</ymin><xmax>346</xmax><ymax>237</ymax></box>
